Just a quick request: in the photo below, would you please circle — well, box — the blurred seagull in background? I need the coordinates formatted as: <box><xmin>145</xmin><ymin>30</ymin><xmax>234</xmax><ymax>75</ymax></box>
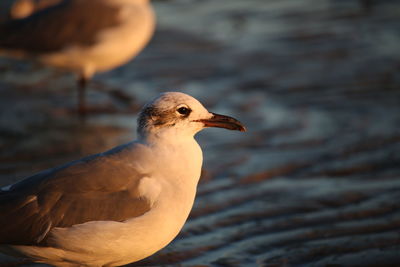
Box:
<box><xmin>0</xmin><ymin>0</ymin><xmax>155</xmax><ymax>115</ymax></box>
<box><xmin>0</xmin><ymin>92</ymin><xmax>246</xmax><ymax>266</ymax></box>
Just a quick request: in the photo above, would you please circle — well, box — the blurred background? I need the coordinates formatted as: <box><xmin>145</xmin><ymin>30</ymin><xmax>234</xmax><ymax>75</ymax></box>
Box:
<box><xmin>1</xmin><ymin>0</ymin><xmax>400</xmax><ymax>266</ymax></box>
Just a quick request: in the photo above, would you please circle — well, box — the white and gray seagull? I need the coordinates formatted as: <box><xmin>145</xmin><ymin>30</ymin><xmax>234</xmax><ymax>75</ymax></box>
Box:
<box><xmin>0</xmin><ymin>0</ymin><xmax>155</xmax><ymax>114</ymax></box>
<box><xmin>0</xmin><ymin>92</ymin><xmax>246</xmax><ymax>266</ymax></box>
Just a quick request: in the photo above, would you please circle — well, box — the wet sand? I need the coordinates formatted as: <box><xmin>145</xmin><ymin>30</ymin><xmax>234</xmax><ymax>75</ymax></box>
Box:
<box><xmin>1</xmin><ymin>0</ymin><xmax>400</xmax><ymax>266</ymax></box>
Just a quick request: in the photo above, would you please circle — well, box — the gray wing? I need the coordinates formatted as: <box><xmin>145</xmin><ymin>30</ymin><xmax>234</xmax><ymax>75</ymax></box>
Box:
<box><xmin>0</xmin><ymin>0</ymin><xmax>121</xmax><ymax>53</ymax></box>
<box><xmin>0</xmin><ymin>142</ymin><xmax>152</xmax><ymax>246</ymax></box>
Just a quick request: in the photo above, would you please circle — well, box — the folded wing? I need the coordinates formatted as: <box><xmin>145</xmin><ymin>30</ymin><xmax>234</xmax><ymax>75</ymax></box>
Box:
<box><xmin>0</xmin><ymin>143</ymin><xmax>153</xmax><ymax>246</ymax></box>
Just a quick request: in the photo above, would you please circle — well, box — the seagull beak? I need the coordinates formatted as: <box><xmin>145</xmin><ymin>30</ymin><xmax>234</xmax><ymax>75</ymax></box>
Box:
<box><xmin>195</xmin><ymin>113</ymin><xmax>246</xmax><ymax>132</ymax></box>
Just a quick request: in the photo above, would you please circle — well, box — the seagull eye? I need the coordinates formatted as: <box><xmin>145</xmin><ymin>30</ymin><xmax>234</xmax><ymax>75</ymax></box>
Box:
<box><xmin>177</xmin><ymin>106</ymin><xmax>191</xmax><ymax>116</ymax></box>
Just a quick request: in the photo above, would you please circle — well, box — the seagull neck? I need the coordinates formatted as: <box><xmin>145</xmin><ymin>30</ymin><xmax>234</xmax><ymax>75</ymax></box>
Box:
<box><xmin>138</xmin><ymin>131</ymin><xmax>203</xmax><ymax>189</ymax></box>
<box><xmin>108</xmin><ymin>0</ymin><xmax>150</xmax><ymax>4</ymax></box>
<box><xmin>139</xmin><ymin>132</ymin><xmax>195</xmax><ymax>147</ymax></box>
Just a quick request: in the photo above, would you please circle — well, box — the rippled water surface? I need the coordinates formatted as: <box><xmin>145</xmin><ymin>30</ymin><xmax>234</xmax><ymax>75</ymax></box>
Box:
<box><xmin>0</xmin><ymin>0</ymin><xmax>400</xmax><ymax>266</ymax></box>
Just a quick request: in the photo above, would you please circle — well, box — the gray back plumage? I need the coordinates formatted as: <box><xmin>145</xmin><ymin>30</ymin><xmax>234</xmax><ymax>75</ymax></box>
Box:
<box><xmin>0</xmin><ymin>142</ymin><xmax>152</xmax><ymax>246</ymax></box>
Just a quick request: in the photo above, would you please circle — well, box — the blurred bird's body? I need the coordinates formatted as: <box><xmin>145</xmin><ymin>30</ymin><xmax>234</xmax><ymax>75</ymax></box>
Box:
<box><xmin>0</xmin><ymin>0</ymin><xmax>155</xmax><ymax>114</ymax></box>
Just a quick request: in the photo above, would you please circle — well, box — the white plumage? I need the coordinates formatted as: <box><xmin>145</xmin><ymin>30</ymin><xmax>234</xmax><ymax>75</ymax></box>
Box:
<box><xmin>0</xmin><ymin>92</ymin><xmax>245</xmax><ymax>266</ymax></box>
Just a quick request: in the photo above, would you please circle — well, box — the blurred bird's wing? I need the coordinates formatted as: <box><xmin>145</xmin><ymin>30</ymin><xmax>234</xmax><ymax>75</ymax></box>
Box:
<box><xmin>0</xmin><ymin>0</ymin><xmax>122</xmax><ymax>53</ymax></box>
<box><xmin>0</xmin><ymin>142</ymin><xmax>157</xmax><ymax>246</ymax></box>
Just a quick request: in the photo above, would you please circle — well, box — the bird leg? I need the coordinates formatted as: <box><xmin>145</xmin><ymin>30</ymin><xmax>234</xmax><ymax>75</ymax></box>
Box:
<box><xmin>77</xmin><ymin>75</ymin><xmax>88</xmax><ymax>116</ymax></box>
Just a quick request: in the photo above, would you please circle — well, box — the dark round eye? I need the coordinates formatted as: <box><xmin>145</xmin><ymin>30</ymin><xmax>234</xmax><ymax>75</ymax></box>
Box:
<box><xmin>177</xmin><ymin>106</ymin><xmax>191</xmax><ymax>116</ymax></box>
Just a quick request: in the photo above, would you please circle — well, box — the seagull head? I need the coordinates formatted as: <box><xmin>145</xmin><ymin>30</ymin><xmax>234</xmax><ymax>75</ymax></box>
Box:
<box><xmin>137</xmin><ymin>92</ymin><xmax>246</xmax><ymax>140</ymax></box>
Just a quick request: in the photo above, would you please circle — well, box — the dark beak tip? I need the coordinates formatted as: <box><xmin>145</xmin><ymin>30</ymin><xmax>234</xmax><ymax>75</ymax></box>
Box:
<box><xmin>196</xmin><ymin>112</ymin><xmax>247</xmax><ymax>132</ymax></box>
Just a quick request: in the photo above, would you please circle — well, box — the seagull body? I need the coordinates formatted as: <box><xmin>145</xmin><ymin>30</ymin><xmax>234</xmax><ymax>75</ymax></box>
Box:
<box><xmin>0</xmin><ymin>0</ymin><xmax>155</xmax><ymax>113</ymax></box>
<box><xmin>0</xmin><ymin>92</ymin><xmax>245</xmax><ymax>266</ymax></box>
<box><xmin>0</xmin><ymin>0</ymin><xmax>155</xmax><ymax>78</ymax></box>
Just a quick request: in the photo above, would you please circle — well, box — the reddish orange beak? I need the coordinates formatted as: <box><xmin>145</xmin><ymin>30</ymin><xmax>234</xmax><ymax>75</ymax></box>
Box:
<box><xmin>194</xmin><ymin>113</ymin><xmax>246</xmax><ymax>132</ymax></box>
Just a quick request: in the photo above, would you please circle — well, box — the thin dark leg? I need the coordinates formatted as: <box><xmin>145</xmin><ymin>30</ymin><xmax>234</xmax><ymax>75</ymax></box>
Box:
<box><xmin>77</xmin><ymin>76</ymin><xmax>88</xmax><ymax>116</ymax></box>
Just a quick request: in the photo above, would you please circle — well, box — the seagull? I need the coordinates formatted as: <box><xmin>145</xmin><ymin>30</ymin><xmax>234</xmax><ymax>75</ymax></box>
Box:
<box><xmin>0</xmin><ymin>92</ymin><xmax>246</xmax><ymax>266</ymax></box>
<box><xmin>0</xmin><ymin>0</ymin><xmax>155</xmax><ymax>115</ymax></box>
